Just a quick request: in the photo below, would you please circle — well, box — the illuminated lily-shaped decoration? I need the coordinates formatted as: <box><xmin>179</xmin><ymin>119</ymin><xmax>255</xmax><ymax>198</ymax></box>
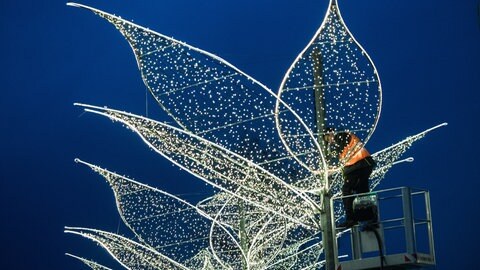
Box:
<box><xmin>65</xmin><ymin>1</ymin><xmax>446</xmax><ymax>269</ymax></box>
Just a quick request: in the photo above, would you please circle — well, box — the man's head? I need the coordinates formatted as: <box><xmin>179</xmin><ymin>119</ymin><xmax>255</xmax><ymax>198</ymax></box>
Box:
<box><xmin>323</xmin><ymin>127</ymin><xmax>336</xmax><ymax>143</ymax></box>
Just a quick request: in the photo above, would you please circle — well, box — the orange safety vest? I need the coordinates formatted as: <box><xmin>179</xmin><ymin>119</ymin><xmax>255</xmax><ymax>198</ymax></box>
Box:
<box><xmin>339</xmin><ymin>134</ymin><xmax>371</xmax><ymax>166</ymax></box>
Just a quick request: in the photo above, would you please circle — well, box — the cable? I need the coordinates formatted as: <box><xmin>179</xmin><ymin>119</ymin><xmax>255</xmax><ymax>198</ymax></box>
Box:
<box><xmin>364</xmin><ymin>223</ymin><xmax>385</xmax><ymax>270</ymax></box>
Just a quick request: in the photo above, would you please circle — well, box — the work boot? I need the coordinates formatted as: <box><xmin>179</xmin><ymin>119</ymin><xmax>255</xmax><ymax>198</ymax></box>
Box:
<box><xmin>337</xmin><ymin>209</ymin><xmax>357</xmax><ymax>229</ymax></box>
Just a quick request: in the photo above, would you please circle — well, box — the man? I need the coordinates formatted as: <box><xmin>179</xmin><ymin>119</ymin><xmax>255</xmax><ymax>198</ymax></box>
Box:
<box><xmin>323</xmin><ymin>127</ymin><xmax>376</xmax><ymax>228</ymax></box>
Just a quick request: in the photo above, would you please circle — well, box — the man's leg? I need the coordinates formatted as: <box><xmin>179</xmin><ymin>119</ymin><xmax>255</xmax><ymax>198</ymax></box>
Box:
<box><xmin>342</xmin><ymin>174</ymin><xmax>356</xmax><ymax>224</ymax></box>
<box><xmin>350</xmin><ymin>165</ymin><xmax>375</xmax><ymax>223</ymax></box>
<box><xmin>355</xmin><ymin>166</ymin><xmax>373</xmax><ymax>194</ymax></box>
<box><xmin>342</xmin><ymin>166</ymin><xmax>372</xmax><ymax>223</ymax></box>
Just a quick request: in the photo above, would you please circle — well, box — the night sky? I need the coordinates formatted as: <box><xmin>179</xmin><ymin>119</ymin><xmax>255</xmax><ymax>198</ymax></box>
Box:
<box><xmin>1</xmin><ymin>0</ymin><xmax>479</xmax><ymax>269</ymax></box>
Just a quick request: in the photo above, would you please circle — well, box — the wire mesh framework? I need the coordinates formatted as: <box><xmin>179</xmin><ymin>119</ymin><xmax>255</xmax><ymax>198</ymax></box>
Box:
<box><xmin>66</xmin><ymin>1</ymin><xmax>445</xmax><ymax>269</ymax></box>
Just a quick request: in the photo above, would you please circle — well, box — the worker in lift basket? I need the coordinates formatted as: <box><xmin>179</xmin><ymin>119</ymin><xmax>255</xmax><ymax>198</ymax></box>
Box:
<box><xmin>323</xmin><ymin>127</ymin><xmax>376</xmax><ymax>228</ymax></box>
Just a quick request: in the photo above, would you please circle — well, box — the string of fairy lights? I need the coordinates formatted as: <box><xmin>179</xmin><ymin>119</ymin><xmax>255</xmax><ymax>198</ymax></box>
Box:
<box><xmin>66</xmin><ymin>1</ymin><xmax>445</xmax><ymax>269</ymax></box>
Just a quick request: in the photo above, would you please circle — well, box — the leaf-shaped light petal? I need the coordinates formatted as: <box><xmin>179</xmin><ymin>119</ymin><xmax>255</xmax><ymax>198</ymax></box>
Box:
<box><xmin>184</xmin><ymin>249</ymin><xmax>227</xmax><ymax>270</ymax></box>
<box><xmin>77</xmin><ymin>103</ymin><xmax>320</xmax><ymax>229</ymax></box>
<box><xmin>65</xmin><ymin>253</ymin><xmax>113</xmax><ymax>270</ymax></box>
<box><xmin>197</xmin><ymin>191</ymin><xmax>324</xmax><ymax>269</ymax></box>
<box><xmin>275</xmin><ymin>0</ymin><xmax>382</xmax><ymax>171</ymax></box>
<box><xmin>67</xmin><ymin>2</ymin><xmax>320</xmax><ymax>177</ymax></box>
<box><xmin>369</xmin><ymin>123</ymin><xmax>448</xmax><ymax>189</ymax></box>
<box><xmin>263</xmin><ymin>235</ymin><xmax>323</xmax><ymax>270</ymax></box>
<box><xmin>65</xmin><ymin>227</ymin><xmax>189</xmax><ymax>270</ymax></box>
<box><xmin>245</xmin><ymin>213</ymin><xmax>289</xmax><ymax>268</ymax></box>
<box><xmin>208</xmin><ymin>215</ymin><xmax>248</xmax><ymax>270</ymax></box>
<box><xmin>75</xmin><ymin>159</ymin><xmax>211</xmax><ymax>263</ymax></box>
<box><xmin>204</xmin><ymin>193</ymin><xmax>289</xmax><ymax>270</ymax></box>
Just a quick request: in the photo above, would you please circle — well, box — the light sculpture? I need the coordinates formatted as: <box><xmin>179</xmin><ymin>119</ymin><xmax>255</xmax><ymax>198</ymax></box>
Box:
<box><xmin>66</xmin><ymin>1</ymin><xmax>446</xmax><ymax>269</ymax></box>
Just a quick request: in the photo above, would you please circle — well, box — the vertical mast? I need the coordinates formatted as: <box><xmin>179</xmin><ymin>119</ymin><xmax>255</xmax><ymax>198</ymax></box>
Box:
<box><xmin>312</xmin><ymin>22</ymin><xmax>338</xmax><ymax>268</ymax></box>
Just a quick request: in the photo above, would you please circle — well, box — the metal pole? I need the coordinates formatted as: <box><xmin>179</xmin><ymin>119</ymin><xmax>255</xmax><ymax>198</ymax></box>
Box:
<box><xmin>320</xmin><ymin>193</ymin><xmax>338</xmax><ymax>270</ymax></box>
<box><xmin>312</xmin><ymin>48</ymin><xmax>338</xmax><ymax>270</ymax></box>
<box><xmin>402</xmin><ymin>187</ymin><xmax>416</xmax><ymax>254</ymax></box>
<box><xmin>425</xmin><ymin>190</ymin><xmax>436</xmax><ymax>262</ymax></box>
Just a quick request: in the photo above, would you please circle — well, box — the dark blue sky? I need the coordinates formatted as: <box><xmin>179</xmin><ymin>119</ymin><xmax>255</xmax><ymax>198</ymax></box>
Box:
<box><xmin>0</xmin><ymin>0</ymin><xmax>478</xmax><ymax>269</ymax></box>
